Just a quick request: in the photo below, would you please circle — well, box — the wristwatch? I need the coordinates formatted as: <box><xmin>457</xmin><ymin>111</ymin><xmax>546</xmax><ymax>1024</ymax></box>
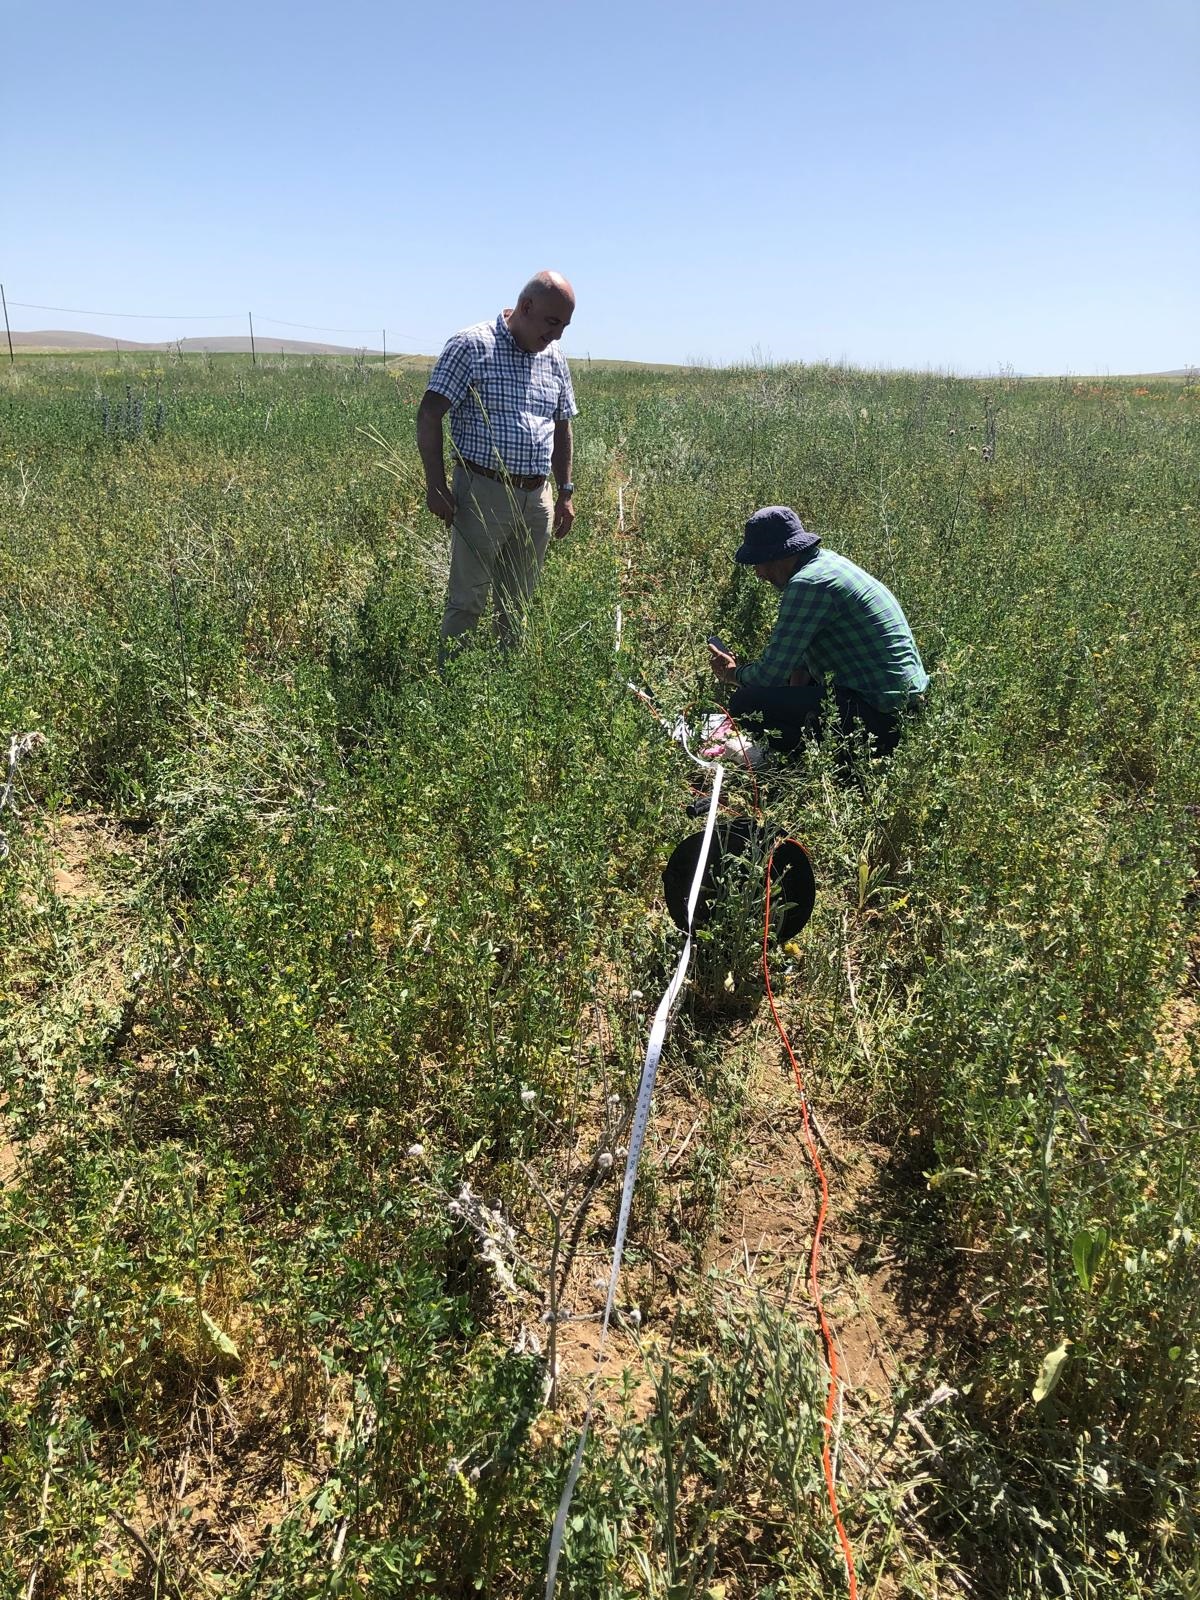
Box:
<box><xmin>558</xmin><ymin>481</ymin><xmax>575</xmax><ymax>497</ymax></box>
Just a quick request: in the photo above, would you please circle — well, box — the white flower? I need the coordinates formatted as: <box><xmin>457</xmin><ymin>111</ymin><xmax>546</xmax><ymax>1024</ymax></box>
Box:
<box><xmin>615</xmin><ymin>1145</ymin><xmax>628</xmax><ymax>1160</ymax></box>
<box><xmin>520</xmin><ymin>1087</ymin><xmax>537</xmax><ymax>1106</ymax></box>
<box><xmin>606</xmin><ymin>1093</ymin><xmax>621</xmax><ymax>1106</ymax></box>
<box><xmin>629</xmin><ymin>990</ymin><xmax>644</xmax><ymax>1001</ymax></box>
<box><xmin>597</xmin><ymin>1152</ymin><xmax>613</xmax><ymax>1171</ymax></box>
<box><xmin>447</xmin><ymin>1200</ymin><xmax>463</xmax><ymax>1219</ymax></box>
<box><xmin>407</xmin><ymin>1142</ymin><xmax>425</xmax><ymax>1159</ymax></box>
<box><xmin>627</xmin><ymin>1307</ymin><xmax>642</xmax><ymax>1327</ymax></box>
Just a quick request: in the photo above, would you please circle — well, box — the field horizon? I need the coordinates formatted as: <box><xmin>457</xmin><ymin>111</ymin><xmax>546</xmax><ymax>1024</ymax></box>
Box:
<box><xmin>3</xmin><ymin>329</ymin><xmax>1195</xmax><ymax>378</ymax></box>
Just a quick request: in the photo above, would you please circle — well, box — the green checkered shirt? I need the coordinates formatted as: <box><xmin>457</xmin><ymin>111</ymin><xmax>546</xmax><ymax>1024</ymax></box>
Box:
<box><xmin>736</xmin><ymin>549</ymin><xmax>929</xmax><ymax>711</ymax></box>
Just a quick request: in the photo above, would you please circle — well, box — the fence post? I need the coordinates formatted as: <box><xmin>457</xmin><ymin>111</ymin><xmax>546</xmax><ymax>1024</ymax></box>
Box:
<box><xmin>1</xmin><ymin>284</ymin><xmax>13</xmax><ymax>365</ymax></box>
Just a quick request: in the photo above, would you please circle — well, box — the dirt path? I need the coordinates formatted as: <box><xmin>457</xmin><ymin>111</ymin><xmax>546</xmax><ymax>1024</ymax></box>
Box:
<box><xmin>546</xmin><ymin>1003</ymin><xmax>935</xmax><ymax>1402</ymax></box>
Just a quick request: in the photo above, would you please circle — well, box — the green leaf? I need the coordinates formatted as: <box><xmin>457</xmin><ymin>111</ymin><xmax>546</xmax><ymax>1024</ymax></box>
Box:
<box><xmin>1032</xmin><ymin>1339</ymin><xmax>1070</xmax><ymax>1404</ymax></box>
<box><xmin>1072</xmin><ymin>1226</ymin><xmax>1110</xmax><ymax>1291</ymax></box>
<box><xmin>1072</xmin><ymin>1228</ymin><xmax>1094</xmax><ymax>1291</ymax></box>
<box><xmin>201</xmin><ymin>1309</ymin><xmax>240</xmax><ymax>1362</ymax></box>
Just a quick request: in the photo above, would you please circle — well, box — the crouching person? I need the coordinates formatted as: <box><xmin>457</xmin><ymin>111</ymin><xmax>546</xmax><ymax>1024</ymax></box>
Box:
<box><xmin>708</xmin><ymin>506</ymin><xmax>928</xmax><ymax>761</ymax></box>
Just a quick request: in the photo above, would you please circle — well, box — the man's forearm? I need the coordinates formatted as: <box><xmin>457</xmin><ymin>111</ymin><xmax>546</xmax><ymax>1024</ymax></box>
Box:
<box><xmin>552</xmin><ymin>422</ymin><xmax>573</xmax><ymax>491</ymax></box>
<box><xmin>737</xmin><ymin>630</ymin><xmax>806</xmax><ymax>689</ymax></box>
<box><xmin>739</xmin><ymin>588</ymin><xmax>821</xmax><ymax>688</ymax></box>
<box><xmin>416</xmin><ymin>400</ymin><xmax>449</xmax><ymax>491</ymax></box>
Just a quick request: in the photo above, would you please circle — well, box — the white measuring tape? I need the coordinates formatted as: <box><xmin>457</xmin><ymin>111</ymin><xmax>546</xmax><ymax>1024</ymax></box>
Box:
<box><xmin>545</xmin><ymin>702</ymin><xmax>724</xmax><ymax>1598</ymax></box>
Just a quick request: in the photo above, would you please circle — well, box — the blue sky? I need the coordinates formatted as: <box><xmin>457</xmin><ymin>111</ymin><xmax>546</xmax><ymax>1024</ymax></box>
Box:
<box><xmin>4</xmin><ymin>0</ymin><xmax>1196</xmax><ymax>372</ymax></box>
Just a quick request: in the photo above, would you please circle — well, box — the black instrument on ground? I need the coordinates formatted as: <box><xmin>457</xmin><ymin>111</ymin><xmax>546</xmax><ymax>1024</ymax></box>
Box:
<box><xmin>662</xmin><ymin>818</ymin><xmax>816</xmax><ymax>944</ymax></box>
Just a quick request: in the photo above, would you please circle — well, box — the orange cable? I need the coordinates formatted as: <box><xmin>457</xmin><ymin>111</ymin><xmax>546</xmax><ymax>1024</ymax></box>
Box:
<box><xmin>729</xmin><ymin>707</ymin><xmax>857</xmax><ymax>1598</ymax></box>
<box><xmin>762</xmin><ymin>846</ymin><xmax>858</xmax><ymax>1599</ymax></box>
<box><xmin>637</xmin><ymin>687</ymin><xmax>857</xmax><ymax>1595</ymax></box>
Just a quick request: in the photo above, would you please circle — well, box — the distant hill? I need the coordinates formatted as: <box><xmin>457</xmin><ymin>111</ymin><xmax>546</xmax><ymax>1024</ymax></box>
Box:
<box><xmin>8</xmin><ymin>329</ymin><xmax>390</xmax><ymax>356</ymax></box>
<box><xmin>4</xmin><ymin>331</ymin><xmax>687</xmax><ymax>372</ymax></box>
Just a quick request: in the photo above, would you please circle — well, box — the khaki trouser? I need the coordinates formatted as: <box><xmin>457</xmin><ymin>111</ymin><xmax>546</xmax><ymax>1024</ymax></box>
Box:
<box><xmin>440</xmin><ymin>464</ymin><xmax>554</xmax><ymax>647</ymax></box>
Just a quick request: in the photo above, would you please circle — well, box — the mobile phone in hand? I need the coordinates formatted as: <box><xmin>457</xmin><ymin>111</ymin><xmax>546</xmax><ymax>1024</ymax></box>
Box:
<box><xmin>706</xmin><ymin>634</ymin><xmax>730</xmax><ymax>655</ymax></box>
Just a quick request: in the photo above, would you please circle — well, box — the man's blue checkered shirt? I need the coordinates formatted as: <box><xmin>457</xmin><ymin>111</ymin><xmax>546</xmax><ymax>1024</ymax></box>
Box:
<box><xmin>427</xmin><ymin>312</ymin><xmax>578</xmax><ymax>477</ymax></box>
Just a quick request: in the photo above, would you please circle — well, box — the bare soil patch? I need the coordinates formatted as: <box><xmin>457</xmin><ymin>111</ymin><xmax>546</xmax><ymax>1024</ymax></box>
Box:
<box><xmin>705</xmin><ymin>1041</ymin><xmax>933</xmax><ymax>1409</ymax></box>
<box><xmin>544</xmin><ymin>996</ymin><xmax>942</xmax><ymax>1429</ymax></box>
<box><xmin>1157</xmin><ymin>932</ymin><xmax>1198</xmax><ymax>1079</ymax></box>
<box><xmin>47</xmin><ymin>809</ymin><xmax>140</xmax><ymax>904</ymax></box>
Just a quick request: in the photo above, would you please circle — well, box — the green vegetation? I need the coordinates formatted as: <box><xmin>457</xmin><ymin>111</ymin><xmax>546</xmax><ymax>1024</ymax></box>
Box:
<box><xmin>1</xmin><ymin>351</ymin><xmax>1197</xmax><ymax>1598</ymax></box>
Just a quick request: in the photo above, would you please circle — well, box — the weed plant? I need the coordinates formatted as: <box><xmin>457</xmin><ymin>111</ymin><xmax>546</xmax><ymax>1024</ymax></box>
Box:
<box><xmin>1</xmin><ymin>352</ymin><xmax>1197</xmax><ymax>1597</ymax></box>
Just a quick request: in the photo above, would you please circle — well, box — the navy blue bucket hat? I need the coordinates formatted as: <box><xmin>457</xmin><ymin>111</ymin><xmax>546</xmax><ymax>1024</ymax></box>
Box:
<box><xmin>735</xmin><ymin>506</ymin><xmax>821</xmax><ymax>565</ymax></box>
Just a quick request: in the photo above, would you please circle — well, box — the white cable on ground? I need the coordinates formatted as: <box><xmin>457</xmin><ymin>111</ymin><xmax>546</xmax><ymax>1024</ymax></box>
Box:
<box><xmin>0</xmin><ymin>732</ymin><xmax>45</xmax><ymax>861</ymax></box>
<box><xmin>545</xmin><ymin>702</ymin><xmax>724</xmax><ymax>1598</ymax></box>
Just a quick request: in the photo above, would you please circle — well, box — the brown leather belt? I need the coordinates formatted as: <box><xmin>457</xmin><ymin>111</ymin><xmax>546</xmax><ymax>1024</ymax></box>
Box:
<box><xmin>462</xmin><ymin>459</ymin><xmax>547</xmax><ymax>492</ymax></box>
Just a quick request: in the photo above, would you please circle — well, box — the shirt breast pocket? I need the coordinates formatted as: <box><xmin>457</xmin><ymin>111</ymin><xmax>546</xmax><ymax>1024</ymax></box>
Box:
<box><xmin>527</xmin><ymin>369</ymin><xmax>560</xmax><ymax>419</ymax></box>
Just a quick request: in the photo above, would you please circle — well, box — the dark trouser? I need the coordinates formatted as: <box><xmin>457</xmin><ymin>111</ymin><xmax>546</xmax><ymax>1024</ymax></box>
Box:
<box><xmin>727</xmin><ymin>682</ymin><xmax>907</xmax><ymax>760</ymax></box>
<box><xmin>727</xmin><ymin>682</ymin><xmax>822</xmax><ymax>754</ymax></box>
<box><xmin>833</xmin><ymin>685</ymin><xmax>905</xmax><ymax>758</ymax></box>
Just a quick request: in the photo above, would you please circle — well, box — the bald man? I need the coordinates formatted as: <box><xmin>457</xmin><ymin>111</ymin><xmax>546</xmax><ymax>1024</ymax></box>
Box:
<box><xmin>417</xmin><ymin>271</ymin><xmax>578</xmax><ymax>654</ymax></box>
